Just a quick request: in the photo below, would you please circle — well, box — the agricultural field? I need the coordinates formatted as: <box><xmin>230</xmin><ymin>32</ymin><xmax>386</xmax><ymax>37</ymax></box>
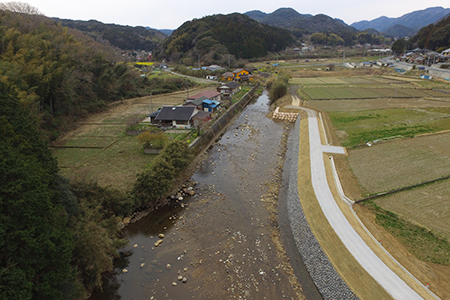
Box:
<box><xmin>291</xmin><ymin>74</ymin><xmax>450</xmax><ymax>100</ymax></box>
<box><xmin>52</xmin><ymin>86</ymin><xmax>213</xmax><ymax>190</ymax></box>
<box><xmin>296</xmin><ymin>71</ymin><xmax>450</xmax><ymax>296</ymax></box>
<box><xmin>329</xmin><ymin>107</ymin><xmax>450</xmax><ymax>147</ymax></box>
<box><xmin>301</xmin><ymin>86</ymin><xmax>450</xmax><ymax>100</ymax></box>
<box><xmin>373</xmin><ymin>179</ymin><xmax>450</xmax><ymax>241</ymax></box>
<box><xmin>307</xmin><ymin>98</ymin><xmax>450</xmax><ymax>112</ymax></box>
<box><xmin>346</xmin><ymin>133</ymin><xmax>450</xmax><ymax>194</ymax></box>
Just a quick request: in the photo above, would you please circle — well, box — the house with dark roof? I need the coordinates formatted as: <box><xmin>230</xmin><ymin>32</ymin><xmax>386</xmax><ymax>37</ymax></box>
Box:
<box><xmin>154</xmin><ymin>106</ymin><xmax>196</xmax><ymax>129</ymax></box>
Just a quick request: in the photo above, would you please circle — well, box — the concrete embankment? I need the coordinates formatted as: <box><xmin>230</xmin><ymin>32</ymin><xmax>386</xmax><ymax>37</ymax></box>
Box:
<box><xmin>189</xmin><ymin>84</ymin><xmax>259</xmax><ymax>155</ymax></box>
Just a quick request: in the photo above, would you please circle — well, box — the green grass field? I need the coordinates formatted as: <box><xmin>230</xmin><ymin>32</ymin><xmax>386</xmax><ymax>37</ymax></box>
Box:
<box><xmin>327</xmin><ymin>88</ymin><xmax>360</xmax><ymax>98</ymax></box>
<box><xmin>319</xmin><ymin>77</ymin><xmax>347</xmax><ymax>84</ymax></box>
<box><xmin>303</xmin><ymin>88</ymin><xmax>335</xmax><ymax>99</ymax></box>
<box><xmin>330</xmin><ymin>108</ymin><xmax>450</xmax><ymax>147</ymax></box>
<box><xmin>348</xmin><ymin>88</ymin><xmax>383</xmax><ymax>98</ymax></box>
<box><xmin>364</xmin><ymin>200</ymin><xmax>450</xmax><ymax>265</ymax></box>
<box><xmin>340</xmin><ymin>77</ymin><xmax>378</xmax><ymax>85</ymax></box>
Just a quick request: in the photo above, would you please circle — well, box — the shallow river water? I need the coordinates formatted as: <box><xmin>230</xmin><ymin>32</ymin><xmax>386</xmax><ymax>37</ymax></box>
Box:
<box><xmin>91</xmin><ymin>91</ymin><xmax>321</xmax><ymax>300</ymax></box>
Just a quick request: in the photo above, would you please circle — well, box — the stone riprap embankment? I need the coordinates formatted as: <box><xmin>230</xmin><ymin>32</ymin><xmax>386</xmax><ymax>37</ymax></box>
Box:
<box><xmin>287</xmin><ymin>116</ymin><xmax>358</xmax><ymax>300</ymax></box>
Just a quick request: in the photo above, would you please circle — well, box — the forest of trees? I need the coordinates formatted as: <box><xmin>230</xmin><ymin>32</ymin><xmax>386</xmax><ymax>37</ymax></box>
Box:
<box><xmin>54</xmin><ymin>18</ymin><xmax>167</xmax><ymax>52</ymax></box>
<box><xmin>0</xmin><ymin>78</ymin><xmax>193</xmax><ymax>298</ymax></box>
<box><xmin>410</xmin><ymin>15</ymin><xmax>450</xmax><ymax>51</ymax></box>
<box><xmin>0</xmin><ymin>8</ymin><xmax>192</xmax><ymax>139</ymax></box>
<box><xmin>0</xmin><ymin>4</ymin><xmax>195</xmax><ymax>299</ymax></box>
<box><xmin>154</xmin><ymin>13</ymin><xmax>294</xmax><ymax>65</ymax></box>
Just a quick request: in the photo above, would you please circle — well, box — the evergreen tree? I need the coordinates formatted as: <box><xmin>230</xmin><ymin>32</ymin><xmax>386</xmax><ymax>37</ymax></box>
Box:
<box><xmin>0</xmin><ymin>83</ymin><xmax>75</xmax><ymax>299</ymax></box>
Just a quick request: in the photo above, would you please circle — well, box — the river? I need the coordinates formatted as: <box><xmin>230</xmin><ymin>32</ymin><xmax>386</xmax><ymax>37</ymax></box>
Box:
<box><xmin>91</xmin><ymin>91</ymin><xmax>321</xmax><ymax>300</ymax></box>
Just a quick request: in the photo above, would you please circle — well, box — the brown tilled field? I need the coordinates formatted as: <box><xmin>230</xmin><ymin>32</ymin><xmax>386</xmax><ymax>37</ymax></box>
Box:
<box><xmin>346</xmin><ymin>133</ymin><xmax>450</xmax><ymax>194</ymax></box>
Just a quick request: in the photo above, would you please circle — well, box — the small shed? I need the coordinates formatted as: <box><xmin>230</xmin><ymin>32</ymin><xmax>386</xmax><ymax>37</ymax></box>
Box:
<box><xmin>192</xmin><ymin>111</ymin><xmax>211</xmax><ymax>127</ymax></box>
<box><xmin>202</xmin><ymin>99</ymin><xmax>221</xmax><ymax>112</ymax></box>
<box><xmin>142</xmin><ymin>110</ymin><xmax>161</xmax><ymax>124</ymax></box>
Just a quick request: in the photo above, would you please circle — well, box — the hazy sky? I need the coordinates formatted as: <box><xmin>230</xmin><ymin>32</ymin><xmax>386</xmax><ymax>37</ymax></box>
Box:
<box><xmin>18</xmin><ymin>0</ymin><xmax>450</xmax><ymax>29</ymax></box>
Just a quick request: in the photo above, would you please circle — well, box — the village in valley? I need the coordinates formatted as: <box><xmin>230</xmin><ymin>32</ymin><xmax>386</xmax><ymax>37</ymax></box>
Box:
<box><xmin>3</xmin><ymin>2</ymin><xmax>450</xmax><ymax>300</ymax></box>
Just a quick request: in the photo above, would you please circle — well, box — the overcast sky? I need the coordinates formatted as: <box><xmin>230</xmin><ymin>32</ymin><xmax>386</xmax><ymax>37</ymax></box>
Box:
<box><xmin>17</xmin><ymin>0</ymin><xmax>450</xmax><ymax>29</ymax></box>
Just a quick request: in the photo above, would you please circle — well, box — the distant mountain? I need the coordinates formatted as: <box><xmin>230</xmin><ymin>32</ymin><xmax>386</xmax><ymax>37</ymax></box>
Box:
<box><xmin>244</xmin><ymin>10</ymin><xmax>267</xmax><ymax>22</ymax></box>
<box><xmin>54</xmin><ymin>18</ymin><xmax>167</xmax><ymax>51</ymax></box>
<box><xmin>291</xmin><ymin>14</ymin><xmax>357</xmax><ymax>34</ymax></box>
<box><xmin>146</xmin><ymin>27</ymin><xmax>173</xmax><ymax>37</ymax></box>
<box><xmin>154</xmin><ymin>13</ymin><xmax>294</xmax><ymax>63</ymax></box>
<box><xmin>351</xmin><ymin>6</ymin><xmax>450</xmax><ymax>32</ymax></box>
<box><xmin>158</xmin><ymin>29</ymin><xmax>173</xmax><ymax>36</ymax></box>
<box><xmin>245</xmin><ymin>8</ymin><xmax>357</xmax><ymax>45</ymax></box>
<box><xmin>245</xmin><ymin>8</ymin><xmax>312</xmax><ymax>28</ymax></box>
<box><xmin>383</xmin><ymin>24</ymin><xmax>416</xmax><ymax>38</ymax></box>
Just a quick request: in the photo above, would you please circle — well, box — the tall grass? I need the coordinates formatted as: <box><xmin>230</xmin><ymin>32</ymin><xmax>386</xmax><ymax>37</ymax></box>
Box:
<box><xmin>363</xmin><ymin>201</ymin><xmax>450</xmax><ymax>265</ymax></box>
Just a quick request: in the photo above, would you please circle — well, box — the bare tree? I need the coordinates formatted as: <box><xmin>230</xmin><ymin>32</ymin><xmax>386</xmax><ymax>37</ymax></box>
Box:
<box><xmin>0</xmin><ymin>1</ymin><xmax>42</xmax><ymax>15</ymax></box>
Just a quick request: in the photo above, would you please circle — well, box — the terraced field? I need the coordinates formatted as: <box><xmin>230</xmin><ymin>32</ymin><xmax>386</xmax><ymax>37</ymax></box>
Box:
<box><xmin>52</xmin><ymin>87</ymin><xmax>211</xmax><ymax>189</ymax></box>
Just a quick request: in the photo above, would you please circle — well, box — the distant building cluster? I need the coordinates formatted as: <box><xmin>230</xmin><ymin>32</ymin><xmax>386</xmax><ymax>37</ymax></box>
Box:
<box><xmin>398</xmin><ymin>48</ymin><xmax>450</xmax><ymax>65</ymax></box>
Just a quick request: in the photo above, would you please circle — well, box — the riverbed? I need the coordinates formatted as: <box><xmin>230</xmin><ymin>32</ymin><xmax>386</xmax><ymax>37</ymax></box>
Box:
<box><xmin>91</xmin><ymin>91</ymin><xmax>320</xmax><ymax>300</ymax></box>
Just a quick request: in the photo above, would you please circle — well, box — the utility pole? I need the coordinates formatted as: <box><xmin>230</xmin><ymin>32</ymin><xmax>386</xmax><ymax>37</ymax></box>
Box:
<box><xmin>150</xmin><ymin>92</ymin><xmax>153</xmax><ymax>113</ymax></box>
<box><xmin>228</xmin><ymin>54</ymin><xmax>230</xmax><ymax>69</ymax></box>
<box><xmin>343</xmin><ymin>51</ymin><xmax>345</xmax><ymax>64</ymax></box>
<box><xmin>186</xmin><ymin>80</ymin><xmax>189</xmax><ymax>99</ymax></box>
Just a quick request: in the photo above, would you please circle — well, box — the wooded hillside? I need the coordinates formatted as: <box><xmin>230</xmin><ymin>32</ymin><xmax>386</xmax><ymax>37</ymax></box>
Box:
<box><xmin>0</xmin><ymin>8</ymin><xmax>166</xmax><ymax>138</ymax></box>
<box><xmin>154</xmin><ymin>13</ymin><xmax>294</xmax><ymax>64</ymax></box>
<box><xmin>54</xmin><ymin>18</ymin><xmax>167</xmax><ymax>51</ymax></box>
<box><xmin>410</xmin><ymin>15</ymin><xmax>450</xmax><ymax>51</ymax></box>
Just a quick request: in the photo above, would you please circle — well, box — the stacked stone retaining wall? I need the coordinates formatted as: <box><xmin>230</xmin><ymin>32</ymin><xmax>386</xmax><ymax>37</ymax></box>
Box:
<box><xmin>287</xmin><ymin>116</ymin><xmax>359</xmax><ymax>300</ymax></box>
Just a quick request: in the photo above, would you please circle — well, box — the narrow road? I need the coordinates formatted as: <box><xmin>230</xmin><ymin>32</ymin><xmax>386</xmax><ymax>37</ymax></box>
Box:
<box><xmin>298</xmin><ymin>105</ymin><xmax>424</xmax><ymax>300</ymax></box>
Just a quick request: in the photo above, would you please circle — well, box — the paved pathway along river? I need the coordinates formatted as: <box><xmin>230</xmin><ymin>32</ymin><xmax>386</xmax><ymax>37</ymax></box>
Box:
<box><xmin>300</xmin><ymin>106</ymin><xmax>423</xmax><ymax>300</ymax></box>
<box><xmin>91</xmin><ymin>91</ymin><xmax>321</xmax><ymax>299</ymax></box>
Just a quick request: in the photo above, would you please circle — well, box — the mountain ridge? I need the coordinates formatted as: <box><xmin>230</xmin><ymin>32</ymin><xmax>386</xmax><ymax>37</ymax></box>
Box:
<box><xmin>351</xmin><ymin>6</ymin><xmax>450</xmax><ymax>32</ymax></box>
<box><xmin>53</xmin><ymin>18</ymin><xmax>167</xmax><ymax>51</ymax></box>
